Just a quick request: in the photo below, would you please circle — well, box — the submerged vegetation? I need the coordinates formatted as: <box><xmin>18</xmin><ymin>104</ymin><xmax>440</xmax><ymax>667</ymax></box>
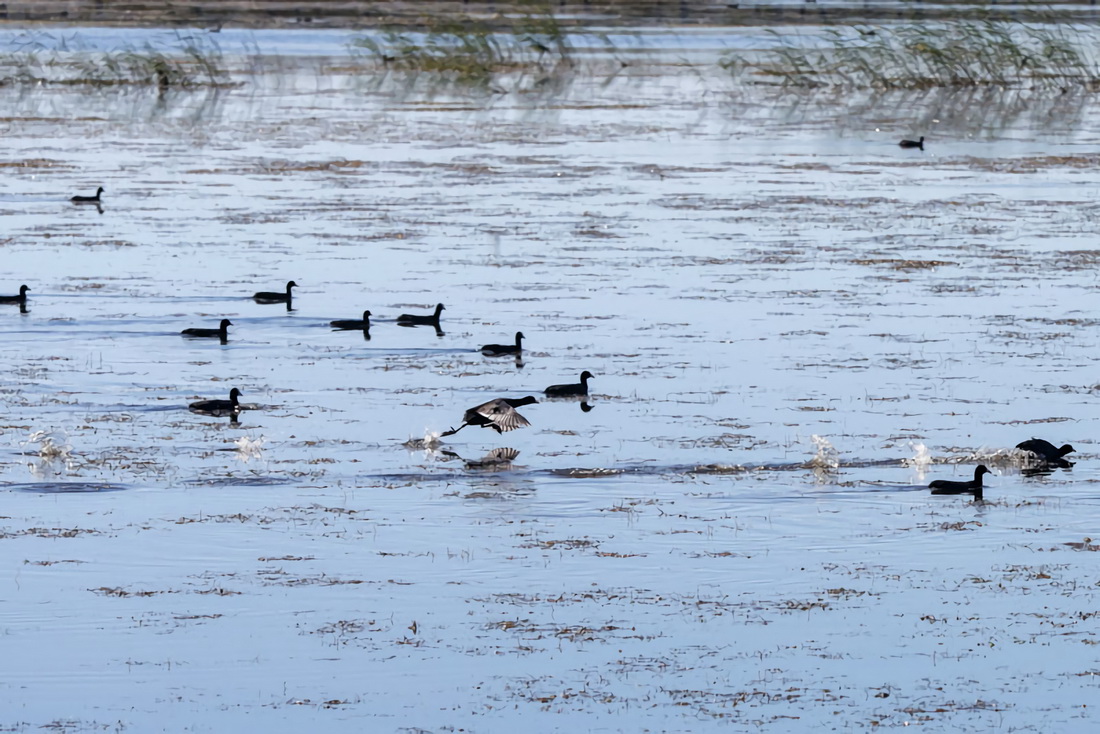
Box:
<box><xmin>728</xmin><ymin>18</ymin><xmax>1100</xmax><ymax>89</ymax></box>
<box><xmin>1</xmin><ymin>31</ymin><xmax>231</xmax><ymax>88</ymax></box>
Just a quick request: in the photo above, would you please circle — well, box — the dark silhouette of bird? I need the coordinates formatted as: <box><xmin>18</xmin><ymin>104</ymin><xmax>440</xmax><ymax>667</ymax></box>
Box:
<box><xmin>330</xmin><ymin>310</ymin><xmax>372</xmax><ymax>330</ymax></box>
<box><xmin>441</xmin><ymin>396</ymin><xmax>538</xmax><ymax>436</ymax></box>
<box><xmin>253</xmin><ymin>281</ymin><xmax>297</xmax><ymax>303</ymax></box>
<box><xmin>481</xmin><ymin>331</ymin><xmax>524</xmax><ymax>356</ymax></box>
<box><xmin>181</xmin><ymin>318</ymin><xmax>232</xmax><ymax>342</ymax></box>
<box><xmin>1016</xmin><ymin>438</ymin><xmax>1075</xmax><ymax>468</ymax></box>
<box><xmin>0</xmin><ymin>285</ymin><xmax>30</xmax><ymax>304</ymax></box>
<box><xmin>544</xmin><ymin>370</ymin><xmax>594</xmax><ymax>398</ymax></box>
<box><xmin>189</xmin><ymin>387</ymin><xmax>242</xmax><ymax>417</ymax></box>
<box><xmin>929</xmin><ymin>465</ymin><xmax>990</xmax><ymax>499</ymax></box>
<box><xmin>899</xmin><ymin>136</ymin><xmax>925</xmax><ymax>150</ymax></box>
<box><xmin>397</xmin><ymin>303</ymin><xmax>444</xmax><ymax>327</ymax></box>
<box><xmin>71</xmin><ymin>186</ymin><xmax>104</xmax><ymax>203</ymax></box>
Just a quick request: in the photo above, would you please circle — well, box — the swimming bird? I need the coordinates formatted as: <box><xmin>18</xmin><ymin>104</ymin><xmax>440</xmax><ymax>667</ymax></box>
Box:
<box><xmin>254</xmin><ymin>281</ymin><xmax>297</xmax><ymax>303</ymax></box>
<box><xmin>929</xmin><ymin>464</ymin><xmax>990</xmax><ymax>498</ymax></box>
<box><xmin>330</xmin><ymin>310</ymin><xmax>372</xmax><ymax>330</ymax></box>
<box><xmin>899</xmin><ymin>136</ymin><xmax>925</xmax><ymax>150</ymax></box>
<box><xmin>397</xmin><ymin>303</ymin><xmax>444</xmax><ymax>326</ymax></box>
<box><xmin>544</xmin><ymin>370</ymin><xmax>594</xmax><ymax>398</ymax></box>
<box><xmin>1016</xmin><ymin>438</ymin><xmax>1075</xmax><ymax>468</ymax></box>
<box><xmin>188</xmin><ymin>387</ymin><xmax>242</xmax><ymax>417</ymax></box>
<box><xmin>181</xmin><ymin>318</ymin><xmax>232</xmax><ymax>341</ymax></box>
<box><xmin>481</xmin><ymin>331</ymin><xmax>524</xmax><ymax>356</ymax></box>
<box><xmin>441</xmin><ymin>396</ymin><xmax>538</xmax><ymax>436</ymax></box>
<box><xmin>0</xmin><ymin>285</ymin><xmax>30</xmax><ymax>304</ymax></box>
<box><xmin>71</xmin><ymin>186</ymin><xmax>104</xmax><ymax>203</ymax></box>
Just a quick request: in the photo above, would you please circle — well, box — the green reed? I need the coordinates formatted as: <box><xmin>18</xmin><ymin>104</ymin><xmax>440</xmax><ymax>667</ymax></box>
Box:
<box><xmin>729</xmin><ymin>18</ymin><xmax>1099</xmax><ymax>89</ymax></box>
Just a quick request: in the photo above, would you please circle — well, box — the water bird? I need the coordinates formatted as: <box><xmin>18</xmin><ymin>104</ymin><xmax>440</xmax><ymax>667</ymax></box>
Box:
<box><xmin>397</xmin><ymin>303</ymin><xmax>444</xmax><ymax>327</ymax></box>
<box><xmin>71</xmin><ymin>186</ymin><xmax>104</xmax><ymax>203</ymax></box>
<box><xmin>899</xmin><ymin>136</ymin><xmax>925</xmax><ymax>150</ymax></box>
<box><xmin>929</xmin><ymin>464</ymin><xmax>990</xmax><ymax>499</ymax></box>
<box><xmin>330</xmin><ymin>310</ymin><xmax>372</xmax><ymax>330</ymax></box>
<box><xmin>181</xmin><ymin>318</ymin><xmax>232</xmax><ymax>341</ymax></box>
<box><xmin>481</xmin><ymin>331</ymin><xmax>525</xmax><ymax>356</ymax></box>
<box><xmin>441</xmin><ymin>447</ymin><xmax>521</xmax><ymax>469</ymax></box>
<box><xmin>188</xmin><ymin>387</ymin><xmax>242</xmax><ymax>417</ymax></box>
<box><xmin>441</xmin><ymin>396</ymin><xmax>538</xmax><ymax>437</ymax></box>
<box><xmin>1016</xmin><ymin>438</ymin><xmax>1075</xmax><ymax>468</ymax></box>
<box><xmin>254</xmin><ymin>281</ymin><xmax>297</xmax><ymax>304</ymax></box>
<box><xmin>0</xmin><ymin>285</ymin><xmax>30</xmax><ymax>304</ymax></box>
<box><xmin>544</xmin><ymin>370</ymin><xmax>594</xmax><ymax>398</ymax></box>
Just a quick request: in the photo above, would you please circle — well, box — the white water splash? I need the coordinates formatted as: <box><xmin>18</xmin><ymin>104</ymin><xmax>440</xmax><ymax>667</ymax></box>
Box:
<box><xmin>234</xmin><ymin>435</ymin><xmax>266</xmax><ymax>463</ymax></box>
<box><xmin>22</xmin><ymin>429</ymin><xmax>76</xmax><ymax>476</ymax></box>
<box><xmin>806</xmin><ymin>435</ymin><xmax>840</xmax><ymax>478</ymax></box>
<box><xmin>403</xmin><ymin>429</ymin><xmax>443</xmax><ymax>452</ymax></box>
<box><xmin>905</xmin><ymin>441</ymin><xmax>933</xmax><ymax>480</ymax></box>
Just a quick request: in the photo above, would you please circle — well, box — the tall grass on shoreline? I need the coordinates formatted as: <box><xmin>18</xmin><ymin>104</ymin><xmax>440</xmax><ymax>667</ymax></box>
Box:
<box><xmin>726</xmin><ymin>19</ymin><xmax>1100</xmax><ymax>89</ymax></box>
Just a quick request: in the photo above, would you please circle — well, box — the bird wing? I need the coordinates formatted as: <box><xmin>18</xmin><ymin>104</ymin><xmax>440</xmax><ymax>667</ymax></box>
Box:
<box><xmin>477</xmin><ymin>400</ymin><xmax>531</xmax><ymax>433</ymax></box>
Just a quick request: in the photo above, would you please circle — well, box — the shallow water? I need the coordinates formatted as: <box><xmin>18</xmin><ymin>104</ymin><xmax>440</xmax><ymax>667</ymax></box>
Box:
<box><xmin>2</xmin><ymin>28</ymin><xmax>1100</xmax><ymax>732</ymax></box>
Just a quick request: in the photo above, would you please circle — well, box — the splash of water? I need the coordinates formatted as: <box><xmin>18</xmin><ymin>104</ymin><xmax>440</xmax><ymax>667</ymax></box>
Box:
<box><xmin>234</xmin><ymin>435</ymin><xmax>266</xmax><ymax>463</ymax></box>
<box><xmin>905</xmin><ymin>441</ymin><xmax>933</xmax><ymax>480</ymax></box>
<box><xmin>22</xmin><ymin>429</ymin><xmax>76</xmax><ymax>477</ymax></box>
<box><xmin>403</xmin><ymin>430</ymin><xmax>443</xmax><ymax>451</ymax></box>
<box><xmin>806</xmin><ymin>434</ymin><xmax>840</xmax><ymax>479</ymax></box>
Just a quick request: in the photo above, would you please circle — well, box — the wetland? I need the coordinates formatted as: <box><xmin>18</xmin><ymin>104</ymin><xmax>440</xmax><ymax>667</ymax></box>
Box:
<box><xmin>2</xmin><ymin>3</ymin><xmax>1100</xmax><ymax>731</ymax></box>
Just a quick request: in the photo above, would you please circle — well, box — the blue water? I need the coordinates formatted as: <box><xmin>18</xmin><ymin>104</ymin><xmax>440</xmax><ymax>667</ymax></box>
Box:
<box><xmin>0</xmin><ymin>39</ymin><xmax>1099</xmax><ymax>732</ymax></box>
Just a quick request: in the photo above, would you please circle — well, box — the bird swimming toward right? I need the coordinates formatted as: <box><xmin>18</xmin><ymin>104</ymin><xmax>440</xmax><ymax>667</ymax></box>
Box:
<box><xmin>397</xmin><ymin>303</ymin><xmax>444</xmax><ymax>327</ymax></box>
<box><xmin>0</xmin><ymin>285</ymin><xmax>30</xmax><ymax>304</ymax></box>
<box><xmin>189</xmin><ymin>387</ymin><xmax>242</xmax><ymax>417</ymax></box>
<box><xmin>71</xmin><ymin>186</ymin><xmax>104</xmax><ymax>203</ymax></box>
<box><xmin>1016</xmin><ymin>438</ymin><xmax>1075</xmax><ymax>468</ymax></box>
<box><xmin>929</xmin><ymin>464</ymin><xmax>990</xmax><ymax>499</ymax></box>
<box><xmin>330</xmin><ymin>310</ymin><xmax>372</xmax><ymax>330</ymax></box>
<box><xmin>481</xmin><ymin>331</ymin><xmax>524</xmax><ymax>356</ymax></box>
<box><xmin>441</xmin><ymin>396</ymin><xmax>538</xmax><ymax>436</ymax></box>
<box><xmin>899</xmin><ymin>136</ymin><xmax>925</xmax><ymax>150</ymax></box>
<box><xmin>544</xmin><ymin>370</ymin><xmax>594</xmax><ymax>398</ymax></box>
<box><xmin>181</xmin><ymin>318</ymin><xmax>232</xmax><ymax>341</ymax></box>
<box><xmin>254</xmin><ymin>281</ymin><xmax>297</xmax><ymax>303</ymax></box>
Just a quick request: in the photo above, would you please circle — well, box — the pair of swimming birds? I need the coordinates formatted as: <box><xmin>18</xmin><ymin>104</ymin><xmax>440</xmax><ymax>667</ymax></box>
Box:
<box><xmin>443</xmin><ymin>371</ymin><xmax>595</xmax><ymax>437</ymax></box>
<box><xmin>928</xmin><ymin>438</ymin><xmax>1074</xmax><ymax>500</ymax></box>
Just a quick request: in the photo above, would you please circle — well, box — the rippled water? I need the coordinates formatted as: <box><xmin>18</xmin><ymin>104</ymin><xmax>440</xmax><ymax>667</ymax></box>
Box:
<box><xmin>2</xmin><ymin>26</ymin><xmax>1100</xmax><ymax>732</ymax></box>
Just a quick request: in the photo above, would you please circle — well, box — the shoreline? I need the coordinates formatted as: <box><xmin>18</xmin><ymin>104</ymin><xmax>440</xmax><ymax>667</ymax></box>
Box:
<box><xmin>1</xmin><ymin>1</ymin><xmax>1097</xmax><ymax>31</ymax></box>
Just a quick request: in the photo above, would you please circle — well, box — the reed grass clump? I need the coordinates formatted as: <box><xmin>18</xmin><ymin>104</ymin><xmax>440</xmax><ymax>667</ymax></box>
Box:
<box><xmin>1</xmin><ymin>31</ymin><xmax>230</xmax><ymax>88</ymax></box>
<box><xmin>732</xmin><ymin>19</ymin><xmax>1100</xmax><ymax>89</ymax></box>
<box><xmin>351</xmin><ymin>1</ymin><xmax>576</xmax><ymax>83</ymax></box>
